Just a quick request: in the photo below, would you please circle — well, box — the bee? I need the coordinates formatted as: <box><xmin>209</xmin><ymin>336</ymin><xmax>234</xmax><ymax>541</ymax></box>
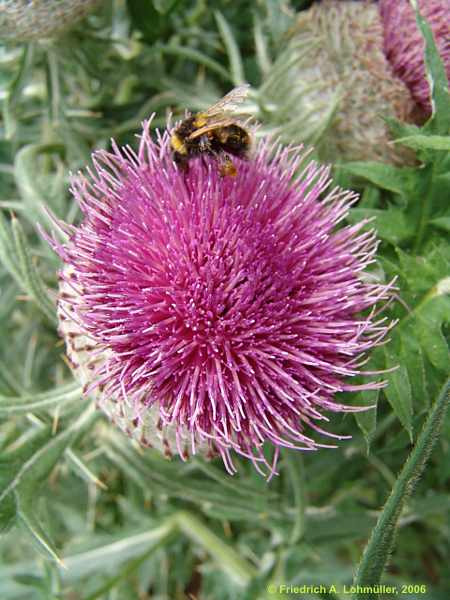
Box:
<box><xmin>170</xmin><ymin>85</ymin><xmax>252</xmax><ymax>177</ymax></box>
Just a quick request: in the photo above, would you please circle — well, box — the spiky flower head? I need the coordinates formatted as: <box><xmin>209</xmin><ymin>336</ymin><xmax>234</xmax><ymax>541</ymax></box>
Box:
<box><xmin>46</xmin><ymin>120</ymin><xmax>393</xmax><ymax>477</ymax></box>
<box><xmin>254</xmin><ymin>0</ymin><xmax>415</xmax><ymax>164</ymax></box>
<box><xmin>0</xmin><ymin>0</ymin><xmax>102</xmax><ymax>41</ymax></box>
<box><xmin>379</xmin><ymin>0</ymin><xmax>450</xmax><ymax>116</ymax></box>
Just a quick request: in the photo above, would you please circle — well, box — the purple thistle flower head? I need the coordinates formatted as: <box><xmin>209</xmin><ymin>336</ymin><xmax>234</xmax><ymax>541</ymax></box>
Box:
<box><xmin>46</xmin><ymin>120</ymin><xmax>393</xmax><ymax>477</ymax></box>
<box><xmin>379</xmin><ymin>0</ymin><xmax>450</xmax><ymax>116</ymax></box>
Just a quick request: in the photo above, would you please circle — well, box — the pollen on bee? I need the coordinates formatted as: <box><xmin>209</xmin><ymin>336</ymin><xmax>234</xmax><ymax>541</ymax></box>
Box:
<box><xmin>170</xmin><ymin>134</ymin><xmax>187</xmax><ymax>154</ymax></box>
<box><xmin>194</xmin><ymin>115</ymin><xmax>208</xmax><ymax>127</ymax></box>
<box><xmin>219</xmin><ymin>159</ymin><xmax>237</xmax><ymax>178</ymax></box>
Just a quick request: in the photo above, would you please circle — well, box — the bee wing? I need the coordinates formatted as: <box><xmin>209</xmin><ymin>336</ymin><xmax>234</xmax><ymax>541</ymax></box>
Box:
<box><xmin>188</xmin><ymin>118</ymin><xmax>238</xmax><ymax>140</ymax></box>
<box><xmin>201</xmin><ymin>84</ymin><xmax>250</xmax><ymax>118</ymax></box>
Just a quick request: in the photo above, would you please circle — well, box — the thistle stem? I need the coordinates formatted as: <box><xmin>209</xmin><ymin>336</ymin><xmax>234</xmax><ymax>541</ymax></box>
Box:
<box><xmin>353</xmin><ymin>376</ymin><xmax>450</xmax><ymax>598</ymax></box>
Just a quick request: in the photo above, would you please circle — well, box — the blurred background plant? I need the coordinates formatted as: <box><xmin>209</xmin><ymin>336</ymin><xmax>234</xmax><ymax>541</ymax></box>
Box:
<box><xmin>0</xmin><ymin>0</ymin><xmax>449</xmax><ymax>598</ymax></box>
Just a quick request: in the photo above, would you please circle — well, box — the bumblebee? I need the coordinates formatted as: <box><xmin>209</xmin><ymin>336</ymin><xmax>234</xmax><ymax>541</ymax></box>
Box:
<box><xmin>170</xmin><ymin>85</ymin><xmax>252</xmax><ymax>177</ymax></box>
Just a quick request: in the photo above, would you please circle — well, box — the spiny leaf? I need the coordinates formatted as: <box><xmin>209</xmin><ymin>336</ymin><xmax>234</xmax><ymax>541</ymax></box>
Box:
<box><xmin>3</xmin><ymin>44</ymin><xmax>35</xmax><ymax>139</ymax></box>
<box><xmin>65</xmin><ymin>448</ymin><xmax>107</xmax><ymax>490</ymax></box>
<box><xmin>17</xmin><ymin>499</ymin><xmax>64</xmax><ymax>565</ymax></box>
<box><xmin>11</xmin><ymin>216</ymin><xmax>57</xmax><ymax>324</ymax></box>
<box><xmin>60</xmin><ymin>524</ymin><xmax>176</xmax><ymax>582</ymax></box>
<box><xmin>103</xmin><ymin>430</ymin><xmax>280</xmax><ymax>520</ymax></box>
<box><xmin>0</xmin><ymin>213</ymin><xmax>57</xmax><ymax>323</ymax></box>
<box><xmin>175</xmin><ymin>511</ymin><xmax>257</xmax><ymax>586</ymax></box>
<box><xmin>0</xmin><ymin>426</ymin><xmax>53</xmax><ymax>504</ymax></box>
<box><xmin>56</xmin><ymin>512</ymin><xmax>255</xmax><ymax>588</ymax></box>
<box><xmin>83</xmin><ymin>543</ymin><xmax>166</xmax><ymax>600</ymax></box>
<box><xmin>0</xmin><ymin>210</ymin><xmax>22</xmax><ymax>284</ymax></box>
<box><xmin>215</xmin><ymin>11</ymin><xmax>246</xmax><ymax>86</ymax></box>
<box><xmin>0</xmin><ymin>405</ymin><xmax>95</xmax><ymax>561</ymax></box>
<box><xmin>14</xmin><ymin>144</ymin><xmax>66</xmax><ymax>224</ymax></box>
<box><xmin>155</xmin><ymin>44</ymin><xmax>231</xmax><ymax>81</ymax></box>
<box><xmin>0</xmin><ymin>425</ymin><xmax>51</xmax><ymax>532</ymax></box>
<box><xmin>0</xmin><ymin>382</ymin><xmax>81</xmax><ymax>416</ymax></box>
<box><xmin>253</xmin><ymin>16</ymin><xmax>272</xmax><ymax>76</ymax></box>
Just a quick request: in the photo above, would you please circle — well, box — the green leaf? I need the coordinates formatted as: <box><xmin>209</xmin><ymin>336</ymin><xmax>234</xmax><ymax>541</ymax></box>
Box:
<box><xmin>127</xmin><ymin>0</ymin><xmax>169</xmax><ymax>40</ymax></box>
<box><xmin>17</xmin><ymin>497</ymin><xmax>64</xmax><ymax>566</ymax></box>
<box><xmin>0</xmin><ymin>405</ymin><xmax>95</xmax><ymax>561</ymax></box>
<box><xmin>11</xmin><ymin>216</ymin><xmax>57</xmax><ymax>324</ymax></box>
<box><xmin>342</xmin><ymin>162</ymin><xmax>417</xmax><ymax>197</ymax></box>
<box><xmin>0</xmin><ymin>493</ymin><xmax>16</xmax><ymax>534</ymax></box>
<box><xmin>253</xmin><ymin>16</ymin><xmax>272</xmax><ymax>76</ymax></box>
<box><xmin>215</xmin><ymin>11</ymin><xmax>246</xmax><ymax>86</ymax></box>
<box><xmin>14</xmin><ymin>144</ymin><xmax>66</xmax><ymax>224</ymax></box>
<box><xmin>0</xmin><ymin>426</ymin><xmax>50</xmax><ymax>532</ymax></box>
<box><xmin>354</xmin><ymin>376</ymin><xmax>450</xmax><ymax>598</ymax></box>
<box><xmin>152</xmin><ymin>0</ymin><xmax>179</xmax><ymax>14</ymax></box>
<box><xmin>382</xmin><ymin>339</ymin><xmax>413</xmax><ymax>438</ymax></box>
<box><xmin>0</xmin><ymin>213</ymin><xmax>57</xmax><ymax>323</ymax></box>
<box><xmin>415</xmin><ymin>296</ymin><xmax>450</xmax><ymax>373</ymax></box>
<box><xmin>12</xmin><ymin>574</ymin><xmax>43</xmax><ymax>588</ymax></box>
<box><xmin>394</xmin><ymin>134</ymin><xmax>450</xmax><ymax>151</ymax></box>
<box><xmin>2</xmin><ymin>44</ymin><xmax>35</xmax><ymax>139</ymax></box>
<box><xmin>65</xmin><ymin>449</ymin><xmax>107</xmax><ymax>491</ymax></box>
<box><xmin>0</xmin><ymin>382</ymin><xmax>82</xmax><ymax>416</ymax></box>
<box><xmin>399</xmin><ymin>324</ymin><xmax>429</xmax><ymax>410</ymax></box>
<box><xmin>394</xmin><ymin>245</ymin><xmax>450</xmax><ymax>294</ymax></box>
<box><xmin>83</xmin><ymin>544</ymin><xmax>167</xmax><ymax>600</ymax></box>
<box><xmin>354</xmin><ymin>389</ymin><xmax>379</xmax><ymax>448</ymax></box>
<box><xmin>348</xmin><ymin>208</ymin><xmax>415</xmax><ymax>245</ymax></box>
<box><xmin>175</xmin><ymin>511</ymin><xmax>257</xmax><ymax>586</ymax></box>
<box><xmin>60</xmin><ymin>525</ymin><xmax>176</xmax><ymax>582</ymax></box>
<box><xmin>155</xmin><ymin>44</ymin><xmax>231</xmax><ymax>81</ymax></box>
<box><xmin>396</xmin><ymin>268</ymin><xmax>450</xmax><ymax>374</ymax></box>
<box><xmin>58</xmin><ymin>511</ymin><xmax>255</xmax><ymax>589</ymax></box>
<box><xmin>283</xmin><ymin>452</ymin><xmax>306</xmax><ymax>545</ymax></box>
<box><xmin>384</xmin><ymin>116</ymin><xmax>422</xmax><ymax>143</ymax></box>
<box><xmin>430</xmin><ymin>216</ymin><xmax>450</xmax><ymax>232</ymax></box>
<box><xmin>0</xmin><ymin>210</ymin><xmax>22</xmax><ymax>284</ymax></box>
<box><xmin>359</xmin><ymin>185</ymin><xmax>381</xmax><ymax>209</ymax></box>
<box><xmin>414</xmin><ymin>2</ymin><xmax>450</xmax><ymax>135</ymax></box>
<box><xmin>103</xmin><ymin>430</ymin><xmax>280</xmax><ymax>521</ymax></box>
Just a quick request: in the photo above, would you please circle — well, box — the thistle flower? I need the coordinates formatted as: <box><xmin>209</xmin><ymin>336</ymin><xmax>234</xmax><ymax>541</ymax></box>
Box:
<box><xmin>379</xmin><ymin>0</ymin><xmax>450</xmax><ymax>116</ymax></box>
<box><xmin>46</xmin><ymin>121</ymin><xmax>393</xmax><ymax>476</ymax></box>
<box><xmin>0</xmin><ymin>0</ymin><xmax>102</xmax><ymax>41</ymax></box>
<box><xmin>247</xmin><ymin>0</ymin><xmax>415</xmax><ymax>164</ymax></box>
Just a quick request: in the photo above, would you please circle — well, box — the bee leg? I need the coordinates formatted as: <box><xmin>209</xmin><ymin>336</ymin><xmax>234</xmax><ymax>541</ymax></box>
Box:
<box><xmin>174</xmin><ymin>152</ymin><xmax>189</xmax><ymax>175</ymax></box>
<box><xmin>219</xmin><ymin>154</ymin><xmax>237</xmax><ymax>178</ymax></box>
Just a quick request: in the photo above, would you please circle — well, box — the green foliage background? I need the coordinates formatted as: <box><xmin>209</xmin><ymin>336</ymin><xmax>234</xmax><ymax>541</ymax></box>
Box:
<box><xmin>0</xmin><ymin>1</ymin><xmax>449</xmax><ymax>599</ymax></box>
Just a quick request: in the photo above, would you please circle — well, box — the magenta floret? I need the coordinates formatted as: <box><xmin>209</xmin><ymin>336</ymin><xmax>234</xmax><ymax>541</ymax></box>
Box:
<box><xmin>379</xmin><ymin>0</ymin><xmax>450</xmax><ymax>115</ymax></box>
<box><xmin>47</xmin><ymin>121</ymin><xmax>394</xmax><ymax>476</ymax></box>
